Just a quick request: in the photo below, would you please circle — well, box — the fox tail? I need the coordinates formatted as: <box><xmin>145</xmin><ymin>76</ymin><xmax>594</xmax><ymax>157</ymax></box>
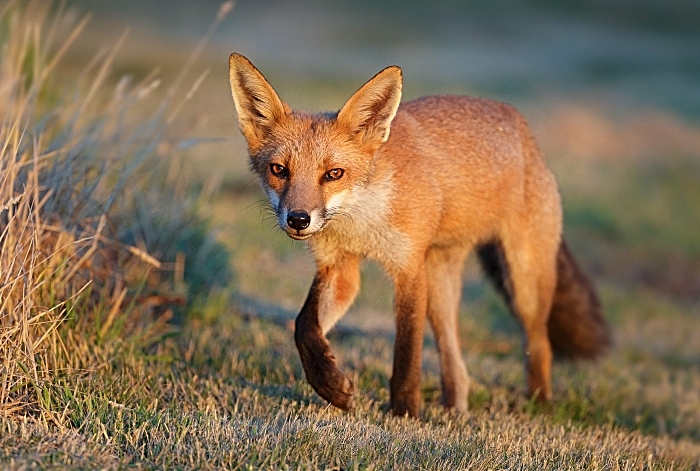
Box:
<box><xmin>478</xmin><ymin>240</ymin><xmax>612</xmax><ymax>359</ymax></box>
<box><xmin>546</xmin><ymin>240</ymin><xmax>611</xmax><ymax>358</ymax></box>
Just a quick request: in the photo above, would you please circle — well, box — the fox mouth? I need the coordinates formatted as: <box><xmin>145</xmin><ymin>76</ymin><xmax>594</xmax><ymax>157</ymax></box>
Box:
<box><xmin>287</xmin><ymin>231</ymin><xmax>314</xmax><ymax>240</ymax></box>
<box><xmin>284</xmin><ymin>221</ymin><xmax>326</xmax><ymax>240</ymax></box>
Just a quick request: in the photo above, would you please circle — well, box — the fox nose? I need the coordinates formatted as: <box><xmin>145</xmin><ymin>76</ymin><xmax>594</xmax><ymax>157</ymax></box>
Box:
<box><xmin>287</xmin><ymin>210</ymin><xmax>311</xmax><ymax>230</ymax></box>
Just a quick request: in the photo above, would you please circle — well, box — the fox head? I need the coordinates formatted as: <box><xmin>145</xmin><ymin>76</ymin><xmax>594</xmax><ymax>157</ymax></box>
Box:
<box><xmin>228</xmin><ymin>53</ymin><xmax>402</xmax><ymax>240</ymax></box>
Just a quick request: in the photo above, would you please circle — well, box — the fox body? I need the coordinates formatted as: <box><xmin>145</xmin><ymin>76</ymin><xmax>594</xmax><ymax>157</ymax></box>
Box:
<box><xmin>228</xmin><ymin>53</ymin><xmax>610</xmax><ymax>417</ymax></box>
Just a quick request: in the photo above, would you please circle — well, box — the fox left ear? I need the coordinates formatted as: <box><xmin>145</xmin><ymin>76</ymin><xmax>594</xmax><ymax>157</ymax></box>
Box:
<box><xmin>337</xmin><ymin>66</ymin><xmax>402</xmax><ymax>149</ymax></box>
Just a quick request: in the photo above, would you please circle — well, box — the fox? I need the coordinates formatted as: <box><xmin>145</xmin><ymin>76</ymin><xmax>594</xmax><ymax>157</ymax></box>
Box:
<box><xmin>228</xmin><ymin>52</ymin><xmax>611</xmax><ymax>417</ymax></box>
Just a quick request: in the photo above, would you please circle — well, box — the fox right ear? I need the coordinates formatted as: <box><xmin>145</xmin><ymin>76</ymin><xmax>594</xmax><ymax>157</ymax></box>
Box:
<box><xmin>229</xmin><ymin>53</ymin><xmax>289</xmax><ymax>151</ymax></box>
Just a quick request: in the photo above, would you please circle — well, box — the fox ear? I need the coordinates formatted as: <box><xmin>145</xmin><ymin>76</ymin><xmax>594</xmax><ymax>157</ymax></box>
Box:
<box><xmin>337</xmin><ymin>66</ymin><xmax>402</xmax><ymax>148</ymax></box>
<box><xmin>229</xmin><ymin>53</ymin><xmax>290</xmax><ymax>151</ymax></box>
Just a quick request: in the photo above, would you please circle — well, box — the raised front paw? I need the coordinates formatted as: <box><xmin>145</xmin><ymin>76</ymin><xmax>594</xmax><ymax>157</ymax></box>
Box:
<box><xmin>295</xmin><ymin>327</ymin><xmax>355</xmax><ymax>410</ymax></box>
<box><xmin>312</xmin><ymin>364</ymin><xmax>354</xmax><ymax>411</ymax></box>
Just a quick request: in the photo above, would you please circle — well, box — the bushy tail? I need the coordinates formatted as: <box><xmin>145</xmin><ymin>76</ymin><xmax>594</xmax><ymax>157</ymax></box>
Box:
<box><xmin>547</xmin><ymin>240</ymin><xmax>611</xmax><ymax>359</ymax></box>
<box><xmin>477</xmin><ymin>240</ymin><xmax>611</xmax><ymax>360</ymax></box>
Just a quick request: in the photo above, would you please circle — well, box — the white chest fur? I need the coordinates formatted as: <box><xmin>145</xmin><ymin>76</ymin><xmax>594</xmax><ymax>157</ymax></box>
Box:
<box><xmin>311</xmin><ymin>174</ymin><xmax>413</xmax><ymax>273</ymax></box>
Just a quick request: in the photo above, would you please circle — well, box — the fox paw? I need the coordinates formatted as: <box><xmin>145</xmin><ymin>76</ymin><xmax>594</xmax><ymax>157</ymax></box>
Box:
<box><xmin>318</xmin><ymin>373</ymin><xmax>354</xmax><ymax>411</ymax></box>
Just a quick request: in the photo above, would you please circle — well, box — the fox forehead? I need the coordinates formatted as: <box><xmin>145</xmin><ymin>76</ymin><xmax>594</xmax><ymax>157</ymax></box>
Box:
<box><xmin>257</xmin><ymin>112</ymin><xmax>360</xmax><ymax>170</ymax></box>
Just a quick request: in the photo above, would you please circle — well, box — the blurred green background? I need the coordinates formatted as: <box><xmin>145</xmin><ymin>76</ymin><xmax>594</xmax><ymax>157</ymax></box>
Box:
<box><xmin>72</xmin><ymin>0</ymin><xmax>700</xmax><ymax>112</ymax></box>
<box><xmin>62</xmin><ymin>0</ymin><xmax>700</xmax><ymax>324</ymax></box>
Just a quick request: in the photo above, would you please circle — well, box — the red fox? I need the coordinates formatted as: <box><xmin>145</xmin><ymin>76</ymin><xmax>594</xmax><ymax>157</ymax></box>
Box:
<box><xmin>228</xmin><ymin>53</ymin><xmax>611</xmax><ymax>417</ymax></box>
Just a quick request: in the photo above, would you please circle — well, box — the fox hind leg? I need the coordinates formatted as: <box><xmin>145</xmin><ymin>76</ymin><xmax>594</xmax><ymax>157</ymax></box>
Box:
<box><xmin>425</xmin><ymin>246</ymin><xmax>470</xmax><ymax>411</ymax></box>
<box><xmin>500</xmin><ymin>232</ymin><xmax>558</xmax><ymax>401</ymax></box>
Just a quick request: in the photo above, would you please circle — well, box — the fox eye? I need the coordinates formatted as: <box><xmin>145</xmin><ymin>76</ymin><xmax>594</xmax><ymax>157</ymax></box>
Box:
<box><xmin>324</xmin><ymin>168</ymin><xmax>344</xmax><ymax>181</ymax></box>
<box><xmin>270</xmin><ymin>163</ymin><xmax>288</xmax><ymax>178</ymax></box>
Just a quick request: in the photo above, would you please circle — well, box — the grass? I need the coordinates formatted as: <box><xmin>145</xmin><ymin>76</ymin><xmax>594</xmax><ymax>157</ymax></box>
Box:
<box><xmin>3</xmin><ymin>303</ymin><xmax>699</xmax><ymax>469</ymax></box>
<box><xmin>0</xmin><ymin>0</ymin><xmax>228</xmax><ymax>428</ymax></box>
<box><xmin>1</xmin><ymin>1</ymin><xmax>700</xmax><ymax>469</ymax></box>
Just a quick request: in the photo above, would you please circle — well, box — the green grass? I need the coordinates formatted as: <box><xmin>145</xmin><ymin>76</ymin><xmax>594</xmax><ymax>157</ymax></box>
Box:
<box><xmin>2</xmin><ymin>1</ymin><xmax>700</xmax><ymax>469</ymax></box>
<box><xmin>3</xmin><ymin>294</ymin><xmax>699</xmax><ymax>469</ymax></box>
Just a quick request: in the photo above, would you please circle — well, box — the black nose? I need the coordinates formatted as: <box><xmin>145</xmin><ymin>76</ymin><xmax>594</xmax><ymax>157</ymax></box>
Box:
<box><xmin>287</xmin><ymin>210</ymin><xmax>311</xmax><ymax>230</ymax></box>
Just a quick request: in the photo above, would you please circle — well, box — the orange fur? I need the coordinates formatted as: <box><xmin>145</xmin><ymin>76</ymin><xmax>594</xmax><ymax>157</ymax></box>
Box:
<box><xmin>228</xmin><ymin>53</ymin><xmax>610</xmax><ymax>417</ymax></box>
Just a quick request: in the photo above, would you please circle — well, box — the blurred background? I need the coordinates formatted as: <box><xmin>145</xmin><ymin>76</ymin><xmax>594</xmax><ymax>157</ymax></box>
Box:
<box><xmin>69</xmin><ymin>0</ymin><xmax>700</xmax><ymax>155</ymax></box>
<box><xmin>61</xmin><ymin>0</ymin><xmax>699</xmax><ymax>329</ymax></box>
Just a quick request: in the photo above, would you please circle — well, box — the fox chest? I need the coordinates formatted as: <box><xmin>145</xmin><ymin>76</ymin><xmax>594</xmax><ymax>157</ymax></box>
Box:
<box><xmin>311</xmin><ymin>207</ymin><xmax>413</xmax><ymax>273</ymax></box>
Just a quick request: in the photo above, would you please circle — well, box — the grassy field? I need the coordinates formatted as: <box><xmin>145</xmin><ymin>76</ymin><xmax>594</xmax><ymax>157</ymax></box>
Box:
<box><xmin>1</xmin><ymin>1</ymin><xmax>699</xmax><ymax>469</ymax></box>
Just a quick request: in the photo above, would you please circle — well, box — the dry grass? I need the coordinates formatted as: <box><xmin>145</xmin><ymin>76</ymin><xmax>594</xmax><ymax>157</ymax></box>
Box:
<box><xmin>3</xmin><ymin>310</ymin><xmax>698</xmax><ymax>469</ymax></box>
<box><xmin>0</xmin><ymin>0</ymin><xmax>228</xmax><ymax>424</ymax></box>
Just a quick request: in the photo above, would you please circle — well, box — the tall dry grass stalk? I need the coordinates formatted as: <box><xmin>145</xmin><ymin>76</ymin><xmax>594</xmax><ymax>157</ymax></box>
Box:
<box><xmin>0</xmin><ymin>1</ymin><xmax>231</xmax><ymax>421</ymax></box>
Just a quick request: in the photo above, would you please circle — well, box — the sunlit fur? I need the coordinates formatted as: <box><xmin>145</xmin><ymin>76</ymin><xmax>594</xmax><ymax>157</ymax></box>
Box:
<box><xmin>229</xmin><ymin>53</ymin><xmax>610</xmax><ymax>418</ymax></box>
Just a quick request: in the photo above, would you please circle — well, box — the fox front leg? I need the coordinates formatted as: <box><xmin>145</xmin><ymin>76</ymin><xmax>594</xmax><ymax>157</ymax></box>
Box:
<box><xmin>389</xmin><ymin>269</ymin><xmax>429</xmax><ymax>417</ymax></box>
<box><xmin>294</xmin><ymin>255</ymin><xmax>360</xmax><ymax>410</ymax></box>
